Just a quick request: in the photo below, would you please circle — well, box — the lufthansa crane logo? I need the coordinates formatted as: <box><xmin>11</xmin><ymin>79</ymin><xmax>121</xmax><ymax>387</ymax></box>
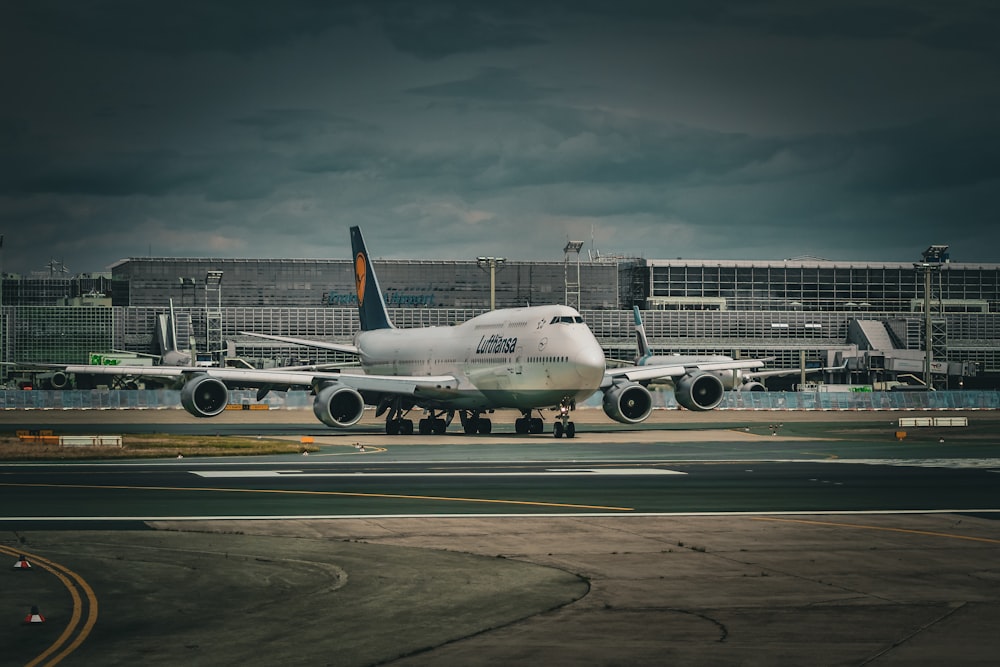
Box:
<box><xmin>354</xmin><ymin>253</ymin><xmax>367</xmax><ymax>305</ymax></box>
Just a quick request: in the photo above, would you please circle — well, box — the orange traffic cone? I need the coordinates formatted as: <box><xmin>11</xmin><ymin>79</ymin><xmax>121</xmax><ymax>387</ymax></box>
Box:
<box><xmin>24</xmin><ymin>606</ymin><xmax>45</xmax><ymax>624</ymax></box>
<box><xmin>12</xmin><ymin>554</ymin><xmax>32</xmax><ymax>570</ymax></box>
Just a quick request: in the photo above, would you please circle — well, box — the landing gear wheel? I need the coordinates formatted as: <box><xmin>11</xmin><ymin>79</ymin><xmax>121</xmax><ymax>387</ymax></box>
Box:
<box><xmin>566</xmin><ymin>422</ymin><xmax>576</xmax><ymax>438</ymax></box>
<box><xmin>553</xmin><ymin>421</ymin><xmax>564</xmax><ymax>438</ymax></box>
<box><xmin>477</xmin><ymin>418</ymin><xmax>492</xmax><ymax>434</ymax></box>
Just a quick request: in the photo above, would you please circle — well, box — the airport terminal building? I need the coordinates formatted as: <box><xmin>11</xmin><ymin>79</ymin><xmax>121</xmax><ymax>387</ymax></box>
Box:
<box><xmin>2</xmin><ymin>247</ymin><xmax>998</xmax><ymax>390</ymax></box>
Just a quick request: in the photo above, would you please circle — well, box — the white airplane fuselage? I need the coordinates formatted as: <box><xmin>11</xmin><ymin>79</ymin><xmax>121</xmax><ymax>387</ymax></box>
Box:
<box><xmin>356</xmin><ymin>305</ymin><xmax>607</xmax><ymax>410</ymax></box>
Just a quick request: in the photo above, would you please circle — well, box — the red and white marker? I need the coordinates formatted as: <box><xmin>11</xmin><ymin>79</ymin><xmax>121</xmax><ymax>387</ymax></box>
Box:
<box><xmin>24</xmin><ymin>606</ymin><xmax>45</xmax><ymax>624</ymax></box>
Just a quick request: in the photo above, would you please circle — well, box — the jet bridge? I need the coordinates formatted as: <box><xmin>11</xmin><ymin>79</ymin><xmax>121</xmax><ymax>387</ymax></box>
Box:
<box><xmin>848</xmin><ymin>319</ymin><xmax>897</xmax><ymax>351</ymax></box>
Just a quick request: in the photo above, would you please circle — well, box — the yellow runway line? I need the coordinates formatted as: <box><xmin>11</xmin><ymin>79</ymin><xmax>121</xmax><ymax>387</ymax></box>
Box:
<box><xmin>0</xmin><ymin>544</ymin><xmax>99</xmax><ymax>666</ymax></box>
<box><xmin>0</xmin><ymin>482</ymin><xmax>634</xmax><ymax>512</ymax></box>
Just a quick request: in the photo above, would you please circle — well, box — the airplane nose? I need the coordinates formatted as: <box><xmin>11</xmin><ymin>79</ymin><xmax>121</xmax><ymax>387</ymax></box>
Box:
<box><xmin>573</xmin><ymin>335</ymin><xmax>607</xmax><ymax>385</ymax></box>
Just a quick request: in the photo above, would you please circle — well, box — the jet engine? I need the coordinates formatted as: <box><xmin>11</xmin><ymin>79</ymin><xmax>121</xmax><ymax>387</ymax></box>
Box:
<box><xmin>737</xmin><ymin>381</ymin><xmax>767</xmax><ymax>392</ymax></box>
<box><xmin>180</xmin><ymin>374</ymin><xmax>230</xmax><ymax>418</ymax></box>
<box><xmin>50</xmin><ymin>371</ymin><xmax>71</xmax><ymax>389</ymax></box>
<box><xmin>36</xmin><ymin>371</ymin><xmax>71</xmax><ymax>390</ymax></box>
<box><xmin>313</xmin><ymin>383</ymin><xmax>365</xmax><ymax>428</ymax></box>
<box><xmin>602</xmin><ymin>382</ymin><xmax>653</xmax><ymax>424</ymax></box>
<box><xmin>675</xmin><ymin>372</ymin><xmax>725</xmax><ymax>411</ymax></box>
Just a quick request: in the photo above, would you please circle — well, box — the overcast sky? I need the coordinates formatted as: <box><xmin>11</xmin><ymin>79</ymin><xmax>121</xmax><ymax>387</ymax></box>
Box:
<box><xmin>2</xmin><ymin>1</ymin><xmax>998</xmax><ymax>274</ymax></box>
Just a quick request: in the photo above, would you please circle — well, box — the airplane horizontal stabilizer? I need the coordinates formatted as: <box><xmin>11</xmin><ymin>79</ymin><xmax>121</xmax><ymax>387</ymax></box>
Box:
<box><xmin>238</xmin><ymin>331</ymin><xmax>359</xmax><ymax>355</ymax></box>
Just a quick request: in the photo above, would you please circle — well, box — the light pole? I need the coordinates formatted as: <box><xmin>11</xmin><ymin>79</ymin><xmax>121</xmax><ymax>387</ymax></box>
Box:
<box><xmin>914</xmin><ymin>262</ymin><xmax>938</xmax><ymax>388</ymax></box>
<box><xmin>914</xmin><ymin>244</ymin><xmax>948</xmax><ymax>389</ymax></box>
<box><xmin>0</xmin><ymin>235</ymin><xmax>4</xmax><ymax>384</ymax></box>
<box><xmin>563</xmin><ymin>240</ymin><xmax>584</xmax><ymax>309</ymax></box>
<box><xmin>476</xmin><ymin>256</ymin><xmax>506</xmax><ymax>311</ymax></box>
<box><xmin>204</xmin><ymin>270</ymin><xmax>224</xmax><ymax>366</ymax></box>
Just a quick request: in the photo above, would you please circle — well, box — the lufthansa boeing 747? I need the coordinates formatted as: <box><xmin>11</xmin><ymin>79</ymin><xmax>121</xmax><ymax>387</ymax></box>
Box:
<box><xmin>65</xmin><ymin>227</ymin><xmax>766</xmax><ymax>437</ymax></box>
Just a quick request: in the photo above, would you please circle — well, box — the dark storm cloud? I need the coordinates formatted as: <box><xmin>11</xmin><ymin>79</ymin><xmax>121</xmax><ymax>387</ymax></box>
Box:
<box><xmin>918</xmin><ymin>9</ymin><xmax>1000</xmax><ymax>57</ymax></box>
<box><xmin>1</xmin><ymin>0</ymin><xmax>999</xmax><ymax>273</ymax></box>
<box><xmin>0</xmin><ymin>150</ymin><xmax>206</xmax><ymax>197</ymax></box>
<box><xmin>406</xmin><ymin>67</ymin><xmax>556</xmax><ymax>102</ymax></box>
<box><xmin>233</xmin><ymin>110</ymin><xmax>376</xmax><ymax>144</ymax></box>
<box><xmin>0</xmin><ymin>146</ymin><xmax>294</xmax><ymax>202</ymax></box>
<box><xmin>848</xmin><ymin>120</ymin><xmax>1000</xmax><ymax>193</ymax></box>
<box><xmin>759</xmin><ymin>4</ymin><xmax>929</xmax><ymax>40</ymax></box>
<box><xmin>747</xmin><ymin>2</ymin><xmax>1000</xmax><ymax>58</ymax></box>
<box><xmin>9</xmin><ymin>0</ymin><xmax>359</xmax><ymax>54</ymax></box>
<box><xmin>379</xmin><ymin>4</ymin><xmax>548</xmax><ymax>59</ymax></box>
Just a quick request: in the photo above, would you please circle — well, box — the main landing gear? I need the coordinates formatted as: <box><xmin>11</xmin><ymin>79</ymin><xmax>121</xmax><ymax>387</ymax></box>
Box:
<box><xmin>459</xmin><ymin>410</ymin><xmax>493</xmax><ymax>434</ymax></box>
<box><xmin>385</xmin><ymin>410</ymin><xmax>451</xmax><ymax>435</ymax></box>
<box><xmin>417</xmin><ymin>412</ymin><xmax>450</xmax><ymax>435</ymax></box>
<box><xmin>386</xmin><ymin>409</ymin><xmax>494</xmax><ymax>435</ymax></box>
<box><xmin>514</xmin><ymin>411</ymin><xmax>545</xmax><ymax>434</ymax></box>
<box><xmin>382</xmin><ymin>398</ymin><xmax>416</xmax><ymax>435</ymax></box>
<box><xmin>382</xmin><ymin>403</ymin><xmax>575</xmax><ymax>437</ymax></box>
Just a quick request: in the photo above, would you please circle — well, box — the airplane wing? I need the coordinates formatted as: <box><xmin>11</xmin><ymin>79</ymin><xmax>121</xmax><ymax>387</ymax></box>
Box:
<box><xmin>602</xmin><ymin>359</ymin><xmax>766</xmax><ymax>388</ymax></box>
<box><xmin>62</xmin><ymin>364</ymin><xmax>460</xmax><ymax>400</ymax></box>
<box><xmin>238</xmin><ymin>331</ymin><xmax>360</xmax><ymax>355</ymax></box>
<box><xmin>746</xmin><ymin>362</ymin><xmax>847</xmax><ymax>380</ymax></box>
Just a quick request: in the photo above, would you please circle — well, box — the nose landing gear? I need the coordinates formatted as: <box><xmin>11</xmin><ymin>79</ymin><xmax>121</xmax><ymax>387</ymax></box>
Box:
<box><xmin>553</xmin><ymin>399</ymin><xmax>576</xmax><ymax>438</ymax></box>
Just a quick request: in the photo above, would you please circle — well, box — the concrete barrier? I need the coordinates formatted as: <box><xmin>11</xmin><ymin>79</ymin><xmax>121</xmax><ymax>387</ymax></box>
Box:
<box><xmin>59</xmin><ymin>435</ymin><xmax>123</xmax><ymax>447</ymax></box>
<box><xmin>898</xmin><ymin>416</ymin><xmax>968</xmax><ymax>428</ymax></box>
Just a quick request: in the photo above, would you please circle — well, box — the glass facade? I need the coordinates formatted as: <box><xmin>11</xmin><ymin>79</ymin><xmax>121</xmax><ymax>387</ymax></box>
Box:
<box><xmin>646</xmin><ymin>260</ymin><xmax>1000</xmax><ymax>313</ymax></box>
<box><xmin>1</xmin><ymin>256</ymin><xmax>998</xmax><ymax>386</ymax></box>
<box><xmin>8</xmin><ymin>306</ymin><xmax>115</xmax><ymax>365</ymax></box>
<box><xmin>111</xmin><ymin>258</ymin><xmax>621</xmax><ymax>310</ymax></box>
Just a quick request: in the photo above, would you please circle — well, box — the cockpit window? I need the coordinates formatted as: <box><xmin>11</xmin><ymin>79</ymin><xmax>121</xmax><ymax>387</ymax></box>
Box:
<box><xmin>550</xmin><ymin>316</ymin><xmax>584</xmax><ymax>324</ymax></box>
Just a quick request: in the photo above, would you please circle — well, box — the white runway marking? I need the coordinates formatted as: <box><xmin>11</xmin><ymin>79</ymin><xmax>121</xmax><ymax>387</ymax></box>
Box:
<box><xmin>822</xmin><ymin>458</ymin><xmax>1000</xmax><ymax>469</ymax></box>
<box><xmin>3</xmin><ymin>509</ymin><xmax>999</xmax><ymax>522</ymax></box>
<box><xmin>192</xmin><ymin>467</ymin><xmax>688</xmax><ymax>478</ymax></box>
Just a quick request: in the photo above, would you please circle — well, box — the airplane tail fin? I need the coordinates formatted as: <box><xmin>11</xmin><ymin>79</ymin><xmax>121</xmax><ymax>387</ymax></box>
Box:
<box><xmin>633</xmin><ymin>306</ymin><xmax>652</xmax><ymax>363</ymax></box>
<box><xmin>168</xmin><ymin>298</ymin><xmax>179</xmax><ymax>352</ymax></box>
<box><xmin>350</xmin><ymin>226</ymin><xmax>394</xmax><ymax>331</ymax></box>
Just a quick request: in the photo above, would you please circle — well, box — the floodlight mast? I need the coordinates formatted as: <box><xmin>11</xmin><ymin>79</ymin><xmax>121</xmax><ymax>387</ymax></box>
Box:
<box><xmin>476</xmin><ymin>256</ymin><xmax>506</xmax><ymax>310</ymax></box>
<box><xmin>204</xmin><ymin>270</ymin><xmax>224</xmax><ymax>366</ymax></box>
<box><xmin>914</xmin><ymin>245</ymin><xmax>948</xmax><ymax>388</ymax></box>
<box><xmin>564</xmin><ymin>241</ymin><xmax>584</xmax><ymax>309</ymax></box>
<box><xmin>0</xmin><ymin>235</ymin><xmax>4</xmax><ymax>383</ymax></box>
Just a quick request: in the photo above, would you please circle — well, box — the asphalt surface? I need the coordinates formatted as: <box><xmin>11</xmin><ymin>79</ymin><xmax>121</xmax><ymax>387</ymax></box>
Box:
<box><xmin>2</xmin><ymin>460</ymin><xmax>999</xmax><ymax>518</ymax></box>
<box><xmin>2</xmin><ymin>408</ymin><xmax>1000</xmax><ymax>665</ymax></box>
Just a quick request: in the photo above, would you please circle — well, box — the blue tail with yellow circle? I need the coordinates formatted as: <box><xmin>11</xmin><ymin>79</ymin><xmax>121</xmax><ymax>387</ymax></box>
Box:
<box><xmin>349</xmin><ymin>226</ymin><xmax>394</xmax><ymax>331</ymax></box>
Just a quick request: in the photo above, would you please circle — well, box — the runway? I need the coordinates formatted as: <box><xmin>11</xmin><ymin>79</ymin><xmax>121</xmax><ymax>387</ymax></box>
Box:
<box><xmin>2</xmin><ymin>458</ymin><xmax>1000</xmax><ymax>522</ymax></box>
<box><xmin>2</xmin><ymin>409</ymin><xmax>1000</xmax><ymax>665</ymax></box>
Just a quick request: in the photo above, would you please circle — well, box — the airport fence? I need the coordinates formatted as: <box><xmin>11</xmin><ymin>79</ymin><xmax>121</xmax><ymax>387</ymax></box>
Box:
<box><xmin>1</xmin><ymin>389</ymin><xmax>998</xmax><ymax>411</ymax></box>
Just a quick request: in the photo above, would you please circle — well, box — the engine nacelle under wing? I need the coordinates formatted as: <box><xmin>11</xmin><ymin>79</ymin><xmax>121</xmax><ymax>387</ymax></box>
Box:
<box><xmin>313</xmin><ymin>383</ymin><xmax>365</xmax><ymax>428</ymax></box>
<box><xmin>737</xmin><ymin>381</ymin><xmax>767</xmax><ymax>392</ymax></box>
<box><xmin>675</xmin><ymin>372</ymin><xmax>725</xmax><ymax>411</ymax></box>
<box><xmin>36</xmin><ymin>371</ymin><xmax>71</xmax><ymax>390</ymax></box>
<box><xmin>180</xmin><ymin>374</ymin><xmax>230</xmax><ymax>418</ymax></box>
<box><xmin>602</xmin><ymin>382</ymin><xmax>653</xmax><ymax>424</ymax></box>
